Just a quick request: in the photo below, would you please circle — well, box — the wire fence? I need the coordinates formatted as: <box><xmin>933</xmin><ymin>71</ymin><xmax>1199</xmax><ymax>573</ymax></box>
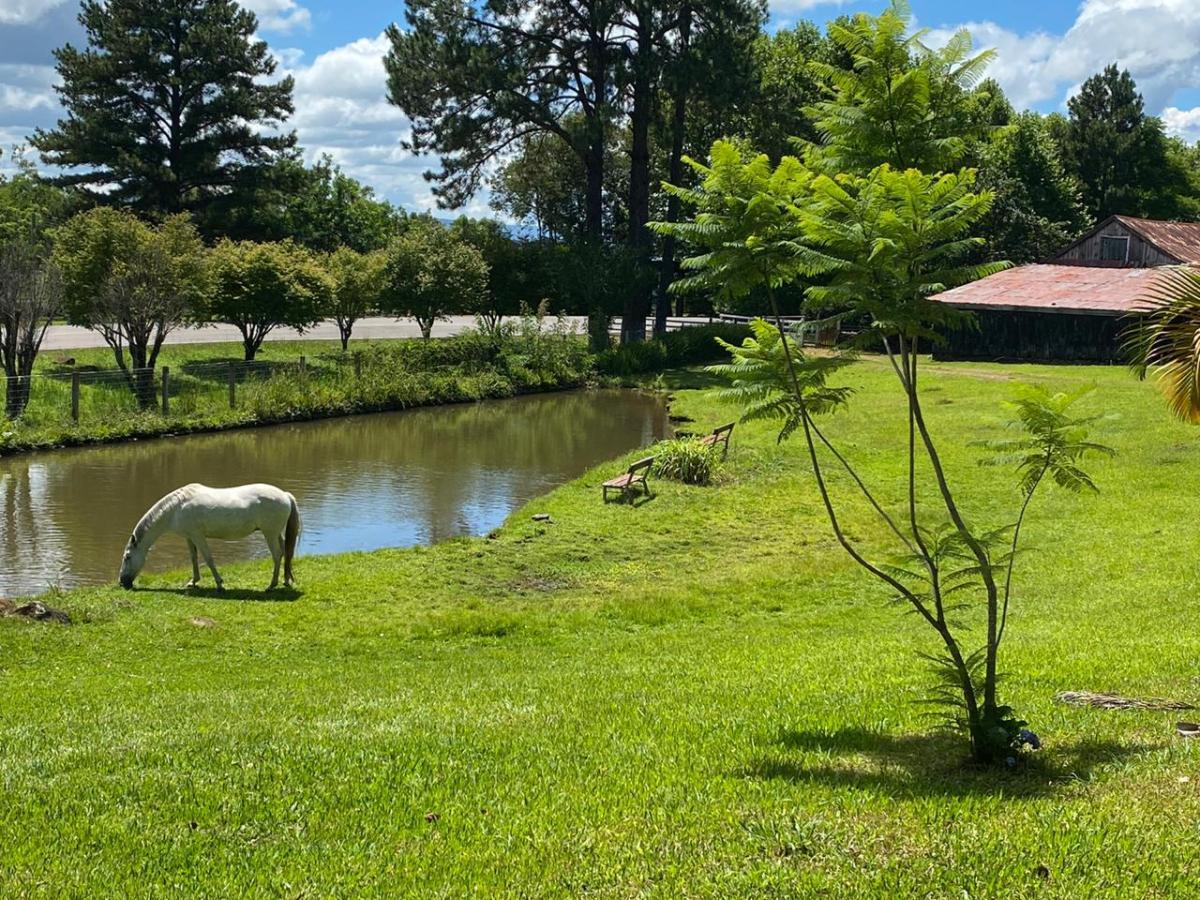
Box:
<box><xmin>2</xmin><ymin>353</ymin><xmax>363</xmax><ymax>432</ymax></box>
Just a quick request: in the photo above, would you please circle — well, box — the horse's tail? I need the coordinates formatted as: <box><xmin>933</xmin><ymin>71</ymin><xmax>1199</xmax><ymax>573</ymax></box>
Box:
<box><xmin>283</xmin><ymin>493</ymin><xmax>302</xmax><ymax>583</ymax></box>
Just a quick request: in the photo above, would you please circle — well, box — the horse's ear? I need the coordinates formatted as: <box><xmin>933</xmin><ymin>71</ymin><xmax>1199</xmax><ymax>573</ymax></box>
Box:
<box><xmin>129</xmin><ymin>533</ymin><xmax>138</xmax><ymax>548</ymax></box>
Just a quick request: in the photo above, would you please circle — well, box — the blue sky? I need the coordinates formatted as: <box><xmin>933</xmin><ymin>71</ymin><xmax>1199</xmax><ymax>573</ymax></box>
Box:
<box><xmin>2</xmin><ymin>0</ymin><xmax>1200</xmax><ymax>214</ymax></box>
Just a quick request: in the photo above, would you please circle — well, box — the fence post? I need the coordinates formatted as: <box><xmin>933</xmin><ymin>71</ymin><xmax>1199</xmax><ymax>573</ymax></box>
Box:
<box><xmin>161</xmin><ymin>367</ymin><xmax>170</xmax><ymax>416</ymax></box>
<box><xmin>298</xmin><ymin>355</ymin><xmax>306</xmax><ymax>378</ymax></box>
<box><xmin>71</xmin><ymin>370</ymin><xmax>80</xmax><ymax>423</ymax></box>
<box><xmin>353</xmin><ymin>352</ymin><xmax>362</xmax><ymax>379</ymax></box>
<box><xmin>228</xmin><ymin>363</ymin><xmax>237</xmax><ymax>408</ymax></box>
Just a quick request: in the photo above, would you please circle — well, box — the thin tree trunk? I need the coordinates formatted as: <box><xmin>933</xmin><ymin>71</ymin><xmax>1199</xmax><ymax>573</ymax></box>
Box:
<box><xmin>657</xmin><ymin>4</ymin><xmax>691</xmax><ymax>332</ymax></box>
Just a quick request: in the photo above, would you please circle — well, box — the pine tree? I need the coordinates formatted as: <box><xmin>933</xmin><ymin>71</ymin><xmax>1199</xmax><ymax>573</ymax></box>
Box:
<box><xmin>33</xmin><ymin>0</ymin><xmax>295</xmax><ymax>218</ymax></box>
<box><xmin>1065</xmin><ymin>65</ymin><xmax>1169</xmax><ymax>221</ymax></box>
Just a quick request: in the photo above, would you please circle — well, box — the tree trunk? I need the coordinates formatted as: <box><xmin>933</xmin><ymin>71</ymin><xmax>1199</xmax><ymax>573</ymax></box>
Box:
<box><xmin>658</xmin><ymin>4</ymin><xmax>692</xmax><ymax>330</ymax></box>
<box><xmin>622</xmin><ymin>12</ymin><xmax>655</xmax><ymax>345</ymax></box>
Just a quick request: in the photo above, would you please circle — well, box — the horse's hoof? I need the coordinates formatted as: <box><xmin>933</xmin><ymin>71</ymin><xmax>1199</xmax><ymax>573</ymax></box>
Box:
<box><xmin>185</xmin><ymin>581</ymin><xmax>198</xmax><ymax>589</ymax></box>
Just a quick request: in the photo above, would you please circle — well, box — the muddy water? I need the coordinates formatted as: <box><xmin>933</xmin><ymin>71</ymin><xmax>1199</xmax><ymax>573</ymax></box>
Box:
<box><xmin>0</xmin><ymin>390</ymin><xmax>670</xmax><ymax>596</ymax></box>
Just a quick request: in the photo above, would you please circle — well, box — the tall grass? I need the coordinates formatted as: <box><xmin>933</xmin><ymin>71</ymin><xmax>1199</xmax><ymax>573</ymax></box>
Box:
<box><xmin>0</xmin><ymin>318</ymin><xmax>591</xmax><ymax>454</ymax></box>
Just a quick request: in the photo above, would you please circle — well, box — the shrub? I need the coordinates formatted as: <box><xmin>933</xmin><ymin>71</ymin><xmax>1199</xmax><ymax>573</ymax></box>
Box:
<box><xmin>653</xmin><ymin>438</ymin><xmax>717</xmax><ymax>485</ymax></box>
<box><xmin>594</xmin><ymin>323</ymin><xmax>750</xmax><ymax>376</ymax></box>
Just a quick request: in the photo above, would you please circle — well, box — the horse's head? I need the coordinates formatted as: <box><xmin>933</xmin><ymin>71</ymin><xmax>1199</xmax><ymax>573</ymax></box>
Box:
<box><xmin>118</xmin><ymin>534</ymin><xmax>146</xmax><ymax>589</ymax></box>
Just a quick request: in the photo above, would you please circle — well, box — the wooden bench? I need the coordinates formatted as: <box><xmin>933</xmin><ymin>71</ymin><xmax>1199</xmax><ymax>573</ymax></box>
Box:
<box><xmin>603</xmin><ymin>456</ymin><xmax>654</xmax><ymax>502</ymax></box>
<box><xmin>698</xmin><ymin>422</ymin><xmax>735</xmax><ymax>458</ymax></box>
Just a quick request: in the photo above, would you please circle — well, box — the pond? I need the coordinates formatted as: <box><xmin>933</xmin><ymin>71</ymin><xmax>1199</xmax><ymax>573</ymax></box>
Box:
<box><xmin>0</xmin><ymin>390</ymin><xmax>671</xmax><ymax>597</ymax></box>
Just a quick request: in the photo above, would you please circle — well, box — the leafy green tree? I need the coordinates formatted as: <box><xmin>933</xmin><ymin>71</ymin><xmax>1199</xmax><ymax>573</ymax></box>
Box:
<box><xmin>381</xmin><ymin>221</ymin><xmax>489</xmax><ymax>340</ymax></box>
<box><xmin>450</xmin><ymin>217</ymin><xmax>539</xmax><ymax>334</ymax></box>
<box><xmin>660</xmin><ymin>140</ymin><xmax>1110</xmax><ymax>763</ymax></box>
<box><xmin>1063</xmin><ymin>65</ymin><xmax>1185</xmax><ymax>221</ymax></box>
<box><xmin>0</xmin><ymin>152</ymin><xmax>78</xmax><ymax>246</ymax></box>
<box><xmin>52</xmin><ymin>208</ymin><xmax>209</xmax><ymax>402</ymax></box>
<box><xmin>976</xmin><ymin>112</ymin><xmax>1087</xmax><ymax>263</ymax></box>
<box><xmin>0</xmin><ymin>240</ymin><xmax>62</xmax><ymax>418</ymax></box>
<box><xmin>544</xmin><ymin>241</ymin><xmax>654</xmax><ymax>351</ymax></box>
<box><xmin>734</xmin><ymin>23</ymin><xmax>829</xmax><ymax>162</ymax></box>
<box><xmin>385</xmin><ymin>0</ymin><xmax>618</xmax><ymax>239</ymax></box>
<box><xmin>33</xmin><ymin>0</ymin><xmax>295</xmax><ymax>217</ymax></box>
<box><xmin>804</xmin><ymin>0</ymin><xmax>995</xmax><ymax>175</ymax></box>
<box><xmin>207</xmin><ymin>240</ymin><xmax>331</xmax><ymax>361</ymax></box>
<box><xmin>325</xmin><ymin>247</ymin><xmax>387</xmax><ymax>351</ymax></box>
<box><xmin>205</xmin><ymin>155</ymin><xmax>404</xmax><ymax>250</ymax></box>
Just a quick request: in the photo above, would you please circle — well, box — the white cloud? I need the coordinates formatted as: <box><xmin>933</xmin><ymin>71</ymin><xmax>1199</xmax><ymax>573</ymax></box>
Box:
<box><xmin>1163</xmin><ymin>106</ymin><xmax>1200</xmax><ymax>143</ymax></box>
<box><xmin>0</xmin><ymin>0</ymin><xmax>67</xmax><ymax>26</ymax></box>
<box><xmin>281</xmin><ymin>34</ymin><xmax>435</xmax><ymax>209</ymax></box>
<box><xmin>928</xmin><ymin>0</ymin><xmax>1200</xmax><ymax>116</ymax></box>
<box><xmin>242</xmin><ymin>0</ymin><xmax>311</xmax><ymax>34</ymax></box>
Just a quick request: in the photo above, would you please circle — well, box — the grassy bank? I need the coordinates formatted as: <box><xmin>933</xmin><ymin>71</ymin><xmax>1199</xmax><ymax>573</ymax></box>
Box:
<box><xmin>1</xmin><ymin>326</ymin><xmax>591</xmax><ymax>455</ymax></box>
<box><xmin>3</xmin><ymin>360</ymin><xmax>1200</xmax><ymax>894</ymax></box>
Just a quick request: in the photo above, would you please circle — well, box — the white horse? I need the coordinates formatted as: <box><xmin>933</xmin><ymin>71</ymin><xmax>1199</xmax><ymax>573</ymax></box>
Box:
<box><xmin>119</xmin><ymin>483</ymin><xmax>302</xmax><ymax>591</ymax></box>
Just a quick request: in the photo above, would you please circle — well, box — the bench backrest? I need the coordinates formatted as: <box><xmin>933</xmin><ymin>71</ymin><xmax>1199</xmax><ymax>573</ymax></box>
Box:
<box><xmin>628</xmin><ymin>456</ymin><xmax>655</xmax><ymax>474</ymax></box>
<box><xmin>712</xmin><ymin>422</ymin><xmax>735</xmax><ymax>437</ymax></box>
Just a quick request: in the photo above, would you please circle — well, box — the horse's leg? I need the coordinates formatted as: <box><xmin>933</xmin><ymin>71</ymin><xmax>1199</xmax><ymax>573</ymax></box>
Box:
<box><xmin>186</xmin><ymin>540</ymin><xmax>201</xmax><ymax>588</ymax></box>
<box><xmin>194</xmin><ymin>536</ymin><xmax>223</xmax><ymax>591</ymax></box>
<box><xmin>264</xmin><ymin>531</ymin><xmax>283</xmax><ymax>591</ymax></box>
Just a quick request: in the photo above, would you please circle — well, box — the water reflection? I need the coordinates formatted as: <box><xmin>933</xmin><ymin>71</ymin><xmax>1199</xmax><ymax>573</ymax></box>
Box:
<box><xmin>0</xmin><ymin>390</ymin><xmax>670</xmax><ymax>596</ymax></box>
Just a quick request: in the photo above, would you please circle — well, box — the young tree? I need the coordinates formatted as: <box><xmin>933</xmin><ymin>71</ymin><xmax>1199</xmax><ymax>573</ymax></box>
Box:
<box><xmin>33</xmin><ymin>0</ymin><xmax>295</xmax><ymax>217</ymax></box>
<box><xmin>325</xmin><ymin>247</ymin><xmax>387</xmax><ymax>351</ymax></box>
<box><xmin>53</xmin><ymin>208</ymin><xmax>208</xmax><ymax>404</ymax></box>
<box><xmin>0</xmin><ymin>241</ymin><xmax>62</xmax><ymax>418</ymax></box>
<box><xmin>449</xmin><ymin>217</ymin><xmax>537</xmax><ymax>334</ymax></box>
<box><xmin>381</xmin><ymin>222</ymin><xmax>488</xmax><ymax>340</ymax></box>
<box><xmin>208</xmin><ymin>240</ymin><xmax>331</xmax><ymax>361</ymax></box>
<box><xmin>658</xmin><ymin>142</ymin><xmax>1110</xmax><ymax>763</ymax></box>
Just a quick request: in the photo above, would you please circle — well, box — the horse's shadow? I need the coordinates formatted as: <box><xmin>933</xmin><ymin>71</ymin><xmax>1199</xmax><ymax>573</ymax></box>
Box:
<box><xmin>152</xmin><ymin>586</ymin><xmax>301</xmax><ymax>602</ymax></box>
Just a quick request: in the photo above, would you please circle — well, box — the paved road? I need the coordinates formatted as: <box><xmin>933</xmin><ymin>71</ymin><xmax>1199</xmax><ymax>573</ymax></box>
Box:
<box><xmin>38</xmin><ymin>315</ymin><xmax>723</xmax><ymax>351</ymax></box>
<box><xmin>40</xmin><ymin>316</ymin><xmax>592</xmax><ymax>351</ymax></box>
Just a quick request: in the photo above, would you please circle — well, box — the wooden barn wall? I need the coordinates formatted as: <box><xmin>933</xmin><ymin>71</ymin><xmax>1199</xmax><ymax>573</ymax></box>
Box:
<box><xmin>934</xmin><ymin>310</ymin><xmax>1131</xmax><ymax>363</ymax></box>
<box><xmin>1054</xmin><ymin>221</ymin><xmax>1177</xmax><ymax>267</ymax></box>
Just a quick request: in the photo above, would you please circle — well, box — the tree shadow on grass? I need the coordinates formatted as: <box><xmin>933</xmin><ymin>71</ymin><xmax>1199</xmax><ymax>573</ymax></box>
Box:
<box><xmin>151</xmin><ymin>586</ymin><xmax>301</xmax><ymax>603</ymax></box>
<box><xmin>741</xmin><ymin>726</ymin><xmax>1158</xmax><ymax>799</ymax></box>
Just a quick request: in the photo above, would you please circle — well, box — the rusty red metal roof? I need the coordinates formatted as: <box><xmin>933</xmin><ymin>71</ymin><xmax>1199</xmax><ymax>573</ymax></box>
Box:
<box><xmin>934</xmin><ymin>264</ymin><xmax>1169</xmax><ymax>315</ymax></box>
<box><xmin>1114</xmin><ymin>216</ymin><xmax>1200</xmax><ymax>264</ymax></box>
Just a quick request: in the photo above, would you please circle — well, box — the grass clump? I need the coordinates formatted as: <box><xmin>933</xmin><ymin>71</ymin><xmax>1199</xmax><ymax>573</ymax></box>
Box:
<box><xmin>1</xmin><ymin>321</ymin><xmax>592</xmax><ymax>454</ymax></box>
<box><xmin>653</xmin><ymin>437</ymin><xmax>718</xmax><ymax>485</ymax></box>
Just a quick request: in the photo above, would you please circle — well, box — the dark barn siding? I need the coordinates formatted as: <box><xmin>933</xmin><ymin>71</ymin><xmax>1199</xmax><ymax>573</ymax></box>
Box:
<box><xmin>1055</xmin><ymin>220</ymin><xmax>1179</xmax><ymax>267</ymax></box>
<box><xmin>934</xmin><ymin>310</ymin><xmax>1134</xmax><ymax>364</ymax></box>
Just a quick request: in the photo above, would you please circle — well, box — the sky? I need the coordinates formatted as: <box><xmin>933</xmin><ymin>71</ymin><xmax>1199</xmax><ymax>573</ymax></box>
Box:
<box><xmin>2</xmin><ymin>0</ymin><xmax>1200</xmax><ymax>216</ymax></box>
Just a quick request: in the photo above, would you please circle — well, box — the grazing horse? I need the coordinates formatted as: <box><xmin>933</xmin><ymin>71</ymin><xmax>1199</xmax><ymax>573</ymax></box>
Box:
<box><xmin>118</xmin><ymin>483</ymin><xmax>302</xmax><ymax>591</ymax></box>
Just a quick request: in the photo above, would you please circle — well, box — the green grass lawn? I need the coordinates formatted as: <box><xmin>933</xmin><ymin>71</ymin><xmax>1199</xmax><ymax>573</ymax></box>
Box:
<box><xmin>4</xmin><ymin>357</ymin><xmax>1200</xmax><ymax>895</ymax></box>
<box><xmin>4</xmin><ymin>333</ymin><xmax>590</xmax><ymax>454</ymax></box>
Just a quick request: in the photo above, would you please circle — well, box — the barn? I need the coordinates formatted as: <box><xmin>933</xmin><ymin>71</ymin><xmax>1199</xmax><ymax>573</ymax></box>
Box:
<box><xmin>933</xmin><ymin>215</ymin><xmax>1200</xmax><ymax>363</ymax></box>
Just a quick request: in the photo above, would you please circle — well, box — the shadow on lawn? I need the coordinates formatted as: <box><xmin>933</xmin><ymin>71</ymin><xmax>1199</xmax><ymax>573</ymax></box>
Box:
<box><xmin>743</xmin><ymin>726</ymin><xmax>1157</xmax><ymax>799</ymax></box>
<box><xmin>152</xmin><ymin>586</ymin><xmax>301</xmax><ymax>602</ymax></box>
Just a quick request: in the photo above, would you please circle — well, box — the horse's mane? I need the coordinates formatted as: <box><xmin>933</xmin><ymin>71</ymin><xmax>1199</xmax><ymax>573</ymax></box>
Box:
<box><xmin>131</xmin><ymin>483</ymin><xmax>202</xmax><ymax>546</ymax></box>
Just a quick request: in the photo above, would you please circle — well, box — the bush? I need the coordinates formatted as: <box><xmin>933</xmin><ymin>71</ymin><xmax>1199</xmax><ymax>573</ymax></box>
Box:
<box><xmin>594</xmin><ymin>323</ymin><xmax>750</xmax><ymax>376</ymax></box>
<box><xmin>653</xmin><ymin>438</ymin><xmax>717</xmax><ymax>485</ymax></box>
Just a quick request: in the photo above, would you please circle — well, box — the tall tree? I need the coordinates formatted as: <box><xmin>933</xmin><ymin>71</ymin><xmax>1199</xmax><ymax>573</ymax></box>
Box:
<box><xmin>33</xmin><ymin>0</ymin><xmax>295</xmax><ymax>217</ymax></box>
<box><xmin>977</xmin><ymin>112</ymin><xmax>1087</xmax><ymax>263</ymax></box>
<box><xmin>804</xmin><ymin>0</ymin><xmax>995</xmax><ymax>176</ymax></box>
<box><xmin>385</xmin><ymin>0</ymin><xmax>619</xmax><ymax>240</ymax></box>
<box><xmin>1064</xmin><ymin>65</ymin><xmax>1177</xmax><ymax>222</ymax></box>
